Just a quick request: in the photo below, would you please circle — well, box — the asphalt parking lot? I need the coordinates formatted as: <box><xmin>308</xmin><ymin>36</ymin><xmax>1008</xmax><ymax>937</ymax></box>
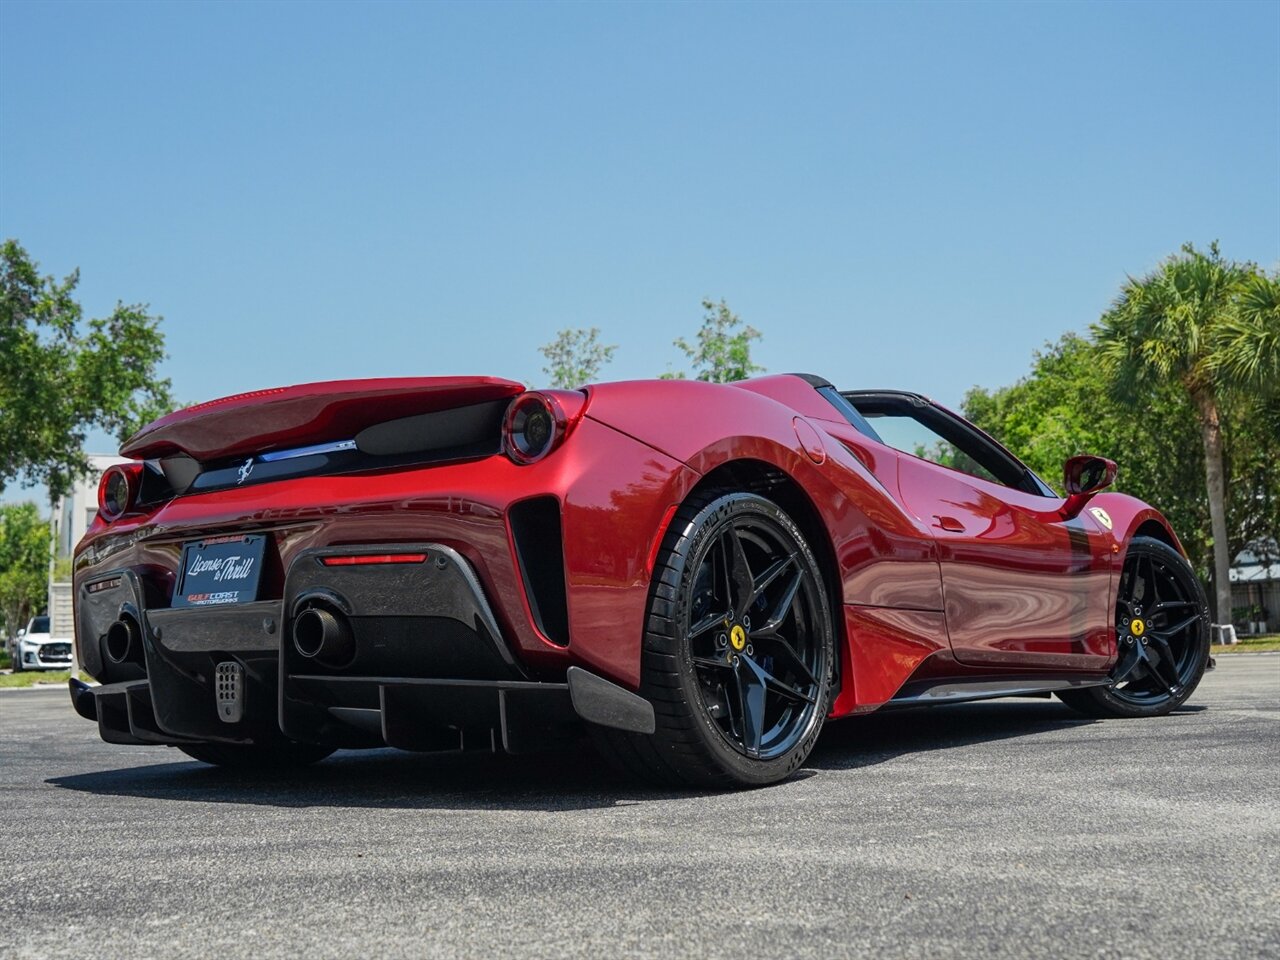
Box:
<box><xmin>1</xmin><ymin>657</ymin><xmax>1276</xmax><ymax>960</ymax></box>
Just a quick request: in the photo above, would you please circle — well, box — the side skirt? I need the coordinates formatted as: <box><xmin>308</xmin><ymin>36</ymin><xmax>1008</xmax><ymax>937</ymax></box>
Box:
<box><xmin>883</xmin><ymin>674</ymin><xmax>1111</xmax><ymax>710</ymax></box>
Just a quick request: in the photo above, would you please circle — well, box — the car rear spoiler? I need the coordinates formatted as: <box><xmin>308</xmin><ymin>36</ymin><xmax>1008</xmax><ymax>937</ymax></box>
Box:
<box><xmin>120</xmin><ymin>376</ymin><xmax>526</xmax><ymax>461</ymax></box>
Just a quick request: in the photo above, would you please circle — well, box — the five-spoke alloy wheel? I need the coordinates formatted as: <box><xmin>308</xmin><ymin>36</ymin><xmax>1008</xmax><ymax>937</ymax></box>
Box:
<box><xmin>1058</xmin><ymin>536</ymin><xmax>1210</xmax><ymax>718</ymax></box>
<box><xmin>594</xmin><ymin>490</ymin><xmax>834</xmax><ymax>787</ymax></box>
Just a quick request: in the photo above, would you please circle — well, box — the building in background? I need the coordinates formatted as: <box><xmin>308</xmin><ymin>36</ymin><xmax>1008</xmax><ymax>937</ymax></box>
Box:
<box><xmin>53</xmin><ymin>454</ymin><xmax>127</xmax><ymax>561</ymax></box>
<box><xmin>1230</xmin><ymin>542</ymin><xmax>1278</xmax><ymax>636</ymax></box>
<box><xmin>47</xmin><ymin>454</ymin><xmax>125</xmax><ymax>640</ymax></box>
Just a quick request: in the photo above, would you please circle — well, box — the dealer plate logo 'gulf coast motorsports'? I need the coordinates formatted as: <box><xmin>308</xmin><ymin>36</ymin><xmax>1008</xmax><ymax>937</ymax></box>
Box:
<box><xmin>1089</xmin><ymin>507</ymin><xmax>1113</xmax><ymax>531</ymax></box>
<box><xmin>175</xmin><ymin>534</ymin><xmax>266</xmax><ymax>607</ymax></box>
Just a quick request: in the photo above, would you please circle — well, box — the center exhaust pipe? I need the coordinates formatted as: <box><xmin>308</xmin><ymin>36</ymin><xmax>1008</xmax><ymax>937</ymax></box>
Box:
<box><xmin>292</xmin><ymin>606</ymin><xmax>354</xmax><ymax>666</ymax></box>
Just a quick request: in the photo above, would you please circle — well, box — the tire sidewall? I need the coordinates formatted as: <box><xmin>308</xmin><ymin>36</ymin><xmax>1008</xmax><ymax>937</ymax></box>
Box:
<box><xmin>1095</xmin><ymin>536</ymin><xmax>1210</xmax><ymax>718</ymax></box>
<box><xmin>653</xmin><ymin>491</ymin><xmax>835</xmax><ymax>786</ymax></box>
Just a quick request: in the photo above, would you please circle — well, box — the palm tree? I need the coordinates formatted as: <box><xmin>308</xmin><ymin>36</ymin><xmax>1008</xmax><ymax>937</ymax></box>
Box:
<box><xmin>1093</xmin><ymin>243</ymin><xmax>1267</xmax><ymax>625</ymax></box>
<box><xmin>1214</xmin><ymin>271</ymin><xmax>1280</xmax><ymax>391</ymax></box>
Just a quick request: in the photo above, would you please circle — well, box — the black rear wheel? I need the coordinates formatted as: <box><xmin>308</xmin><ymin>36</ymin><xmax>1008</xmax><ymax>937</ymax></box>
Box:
<box><xmin>593</xmin><ymin>490</ymin><xmax>835</xmax><ymax>788</ymax></box>
<box><xmin>1058</xmin><ymin>536</ymin><xmax>1209</xmax><ymax>718</ymax></box>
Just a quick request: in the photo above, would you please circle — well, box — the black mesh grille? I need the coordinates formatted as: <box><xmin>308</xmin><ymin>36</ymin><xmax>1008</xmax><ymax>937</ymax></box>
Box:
<box><xmin>508</xmin><ymin>496</ymin><xmax>569</xmax><ymax>647</ymax></box>
<box><xmin>215</xmin><ymin>661</ymin><xmax>245</xmax><ymax>723</ymax></box>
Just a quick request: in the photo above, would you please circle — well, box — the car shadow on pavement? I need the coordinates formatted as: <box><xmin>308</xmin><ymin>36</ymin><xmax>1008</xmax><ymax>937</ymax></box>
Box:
<box><xmin>48</xmin><ymin>743</ymin><xmax>655</xmax><ymax>812</ymax></box>
<box><xmin>809</xmin><ymin>699</ymin><xmax>1094</xmax><ymax>771</ymax></box>
<box><xmin>46</xmin><ymin>698</ymin><xmax>1202</xmax><ymax>811</ymax></box>
<box><xmin>809</xmin><ymin>697</ymin><xmax>1206</xmax><ymax>772</ymax></box>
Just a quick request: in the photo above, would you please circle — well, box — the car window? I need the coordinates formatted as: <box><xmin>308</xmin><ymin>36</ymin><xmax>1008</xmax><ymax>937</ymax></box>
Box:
<box><xmin>841</xmin><ymin>391</ymin><xmax>1054</xmax><ymax>496</ymax></box>
<box><xmin>861</xmin><ymin>412</ymin><xmax>1003</xmax><ymax>485</ymax></box>
<box><xmin>30</xmin><ymin>616</ymin><xmax>50</xmax><ymax>633</ymax></box>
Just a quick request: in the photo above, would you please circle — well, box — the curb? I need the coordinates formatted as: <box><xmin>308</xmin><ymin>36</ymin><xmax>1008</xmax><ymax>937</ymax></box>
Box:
<box><xmin>0</xmin><ymin>682</ymin><xmax>97</xmax><ymax>693</ymax></box>
<box><xmin>1209</xmin><ymin>650</ymin><xmax>1280</xmax><ymax>656</ymax></box>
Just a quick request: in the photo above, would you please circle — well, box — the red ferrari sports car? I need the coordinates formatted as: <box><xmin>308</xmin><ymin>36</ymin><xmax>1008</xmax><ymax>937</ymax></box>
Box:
<box><xmin>69</xmin><ymin>373</ymin><xmax>1210</xmax><ymax>787</ymax></box>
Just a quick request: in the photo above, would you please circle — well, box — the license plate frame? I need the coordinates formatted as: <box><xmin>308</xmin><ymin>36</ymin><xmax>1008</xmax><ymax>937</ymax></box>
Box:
<box><xmin>174</xmin><ymin>534</ymin><xmax>266</xmax><ymax>608</ymax></box>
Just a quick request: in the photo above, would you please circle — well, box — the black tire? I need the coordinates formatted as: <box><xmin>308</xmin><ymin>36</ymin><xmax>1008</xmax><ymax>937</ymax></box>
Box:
<box><xmin>177</xmin><ymin>741</ymin><xmax>335</xmax><ymax>769</ymax></box>
<box><xmin>593</xmin><ymin>490</ymin><xmax>836</xmax><ymax>788</ymax></box>
<box><xmin>1058</xmin><ymin>536</ymin><xmax>1210</xmax><ymax>719</ymax></box>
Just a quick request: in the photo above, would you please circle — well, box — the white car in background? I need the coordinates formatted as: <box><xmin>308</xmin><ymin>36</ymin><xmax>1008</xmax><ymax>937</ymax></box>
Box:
<box><xmin>10</xmin><ymin>616</ymin><xmax>72</xmax><ymax>672</ymax></box>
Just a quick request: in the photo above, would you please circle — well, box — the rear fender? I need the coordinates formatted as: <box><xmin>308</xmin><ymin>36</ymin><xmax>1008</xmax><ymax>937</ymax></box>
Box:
<box><xmin>587</xmin><ymin>379</ymin><xmax>943</xmax><ymax>612</ymax></box>
<box><xmin>585</xmin><ymin>380</ymin><xmax>948</xmax><ymax>711</ymax></box>
<box><xmin>556</xmin><ymin>418</ymin><xmax>701</xmax><ymax>689</ymax></box>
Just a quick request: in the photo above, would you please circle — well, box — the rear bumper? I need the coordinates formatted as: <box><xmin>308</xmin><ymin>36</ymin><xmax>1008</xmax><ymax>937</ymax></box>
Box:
<box><xmin>71</xmin><ymin>667</ymin><xmax>653</xmax><ymax>753</ymax></box>
<box><xmin>69</xmin><ymin>542</ymin><xmax>654</xmax><ymax>753</ymax></box>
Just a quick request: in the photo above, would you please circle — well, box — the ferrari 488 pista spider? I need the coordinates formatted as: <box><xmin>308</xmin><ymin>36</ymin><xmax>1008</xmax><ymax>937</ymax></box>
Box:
<box><xmin>69</xmin><ymin>374</ymin><xmax>1210</xmax><ymax>787</ymax></box>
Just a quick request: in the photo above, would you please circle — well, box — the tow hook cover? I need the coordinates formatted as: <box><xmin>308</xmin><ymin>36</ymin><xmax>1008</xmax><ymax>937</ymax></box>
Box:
<box><xmin>215</xmin><ymin>661</ymin><xmax>245</xmax><ymax>723</ymax></box>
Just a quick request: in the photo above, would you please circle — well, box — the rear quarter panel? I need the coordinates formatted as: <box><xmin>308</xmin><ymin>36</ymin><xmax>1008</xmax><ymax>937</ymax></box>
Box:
<box><xmin>585</xmin><ymin>379</ymin><xmax>952</xmax><ymax>713</ymax></box>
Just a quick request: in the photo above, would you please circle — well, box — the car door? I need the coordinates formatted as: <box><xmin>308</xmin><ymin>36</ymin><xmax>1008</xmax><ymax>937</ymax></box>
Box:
<box><xmin>845</xmin><ymin>393</ymin><xmax>1113</xmax><ymax>671</ymax></box>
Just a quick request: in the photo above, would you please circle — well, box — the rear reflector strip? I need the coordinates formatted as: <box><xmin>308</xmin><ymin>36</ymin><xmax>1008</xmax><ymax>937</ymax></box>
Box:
<box><xmin>320</xmin><ymin>553</ymin><xmax>428</xmax><ymax>566</ymax></box>
<box><xmin>258</xmin><ymin>439</ymin><xmax>358</xmax><ymax>463</ymax></box>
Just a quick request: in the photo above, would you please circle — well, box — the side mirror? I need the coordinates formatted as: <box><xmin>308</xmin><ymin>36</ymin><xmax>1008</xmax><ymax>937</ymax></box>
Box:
<box><xmin>16</xmin><ymin>629</ymin><xmax>24</xmax><ymax>639</ymax></box>
<box><xmin>1059</xmin><ymin>455</ymin><xmax>1117</xmax><ymax>521</ymax></box>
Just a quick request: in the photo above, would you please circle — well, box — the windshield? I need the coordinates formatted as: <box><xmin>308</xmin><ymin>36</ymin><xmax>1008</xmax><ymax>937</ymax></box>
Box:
<box><xmin>29</xmin><ymin>616</ymin><xmax>49</xmax><ymax>633</ymax></box>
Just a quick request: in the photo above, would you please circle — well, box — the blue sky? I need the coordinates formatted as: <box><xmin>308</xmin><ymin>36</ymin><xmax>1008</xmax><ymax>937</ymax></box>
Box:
<box><xmin>2</xmin><ymin>0</ymin><xmax>1277</xmax><ymax>503</ymax></box>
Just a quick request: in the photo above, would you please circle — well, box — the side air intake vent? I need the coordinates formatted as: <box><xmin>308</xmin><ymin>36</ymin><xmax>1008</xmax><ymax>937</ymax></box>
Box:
<box><xmin>508</xmin><ymin>496</ymin><xmax>569</xmax><ymax>646</ymax></box>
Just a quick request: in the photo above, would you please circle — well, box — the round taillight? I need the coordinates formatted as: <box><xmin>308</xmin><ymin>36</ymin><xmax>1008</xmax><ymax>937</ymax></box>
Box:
<box><xmin>503</xmin><ymin>393</ymin><xmax>566</xmax><ymax>465</ymax></box>
<box><xmin>98</xmin><ymin>464</ymin><xmax>141</xmax><ymax>521</ymax></box>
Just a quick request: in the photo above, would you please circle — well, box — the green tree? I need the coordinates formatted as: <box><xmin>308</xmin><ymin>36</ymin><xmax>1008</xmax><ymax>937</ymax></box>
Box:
<box><xmin>1214</xmin><ymin>271</ymin><xmax>1280</xmax><ymax>388</ymax></box>
<box><xmin>0</xmin><ymin>240</ymin><xmax>175</xmax><ymax>500</ymax></box>
<box><xmin>664</xmin><ymin>298</ymin><xmax>764</xmax><ymax>383</ymax></box>
<box><xmin>0</xmin><ymin>502</ymin><xmax>50</xmax><ymax>638</ymax></box>
<box><xmin>1092</xmin><ymin>243</ymin><xmax>1275</xmax><ymax>620</ymax></box>
<box><xmin>1221</xmin><ymin>390</ymin><xmax>1280</xmax><ymax>567</ymax></box>
<box><xmin>539</xmin><ymin>327</ymin><xmax>617</xmax><ymax>389</ymax></box>
<box><xmin>968</xmin><ymin>332</ymin><xmax>1280</xmax><ymax>595</ymax></box>
<box><xmin>1217</xmin><ymin>272</ymin><xmax>1280</xmax><ymax>570</ymax></box>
